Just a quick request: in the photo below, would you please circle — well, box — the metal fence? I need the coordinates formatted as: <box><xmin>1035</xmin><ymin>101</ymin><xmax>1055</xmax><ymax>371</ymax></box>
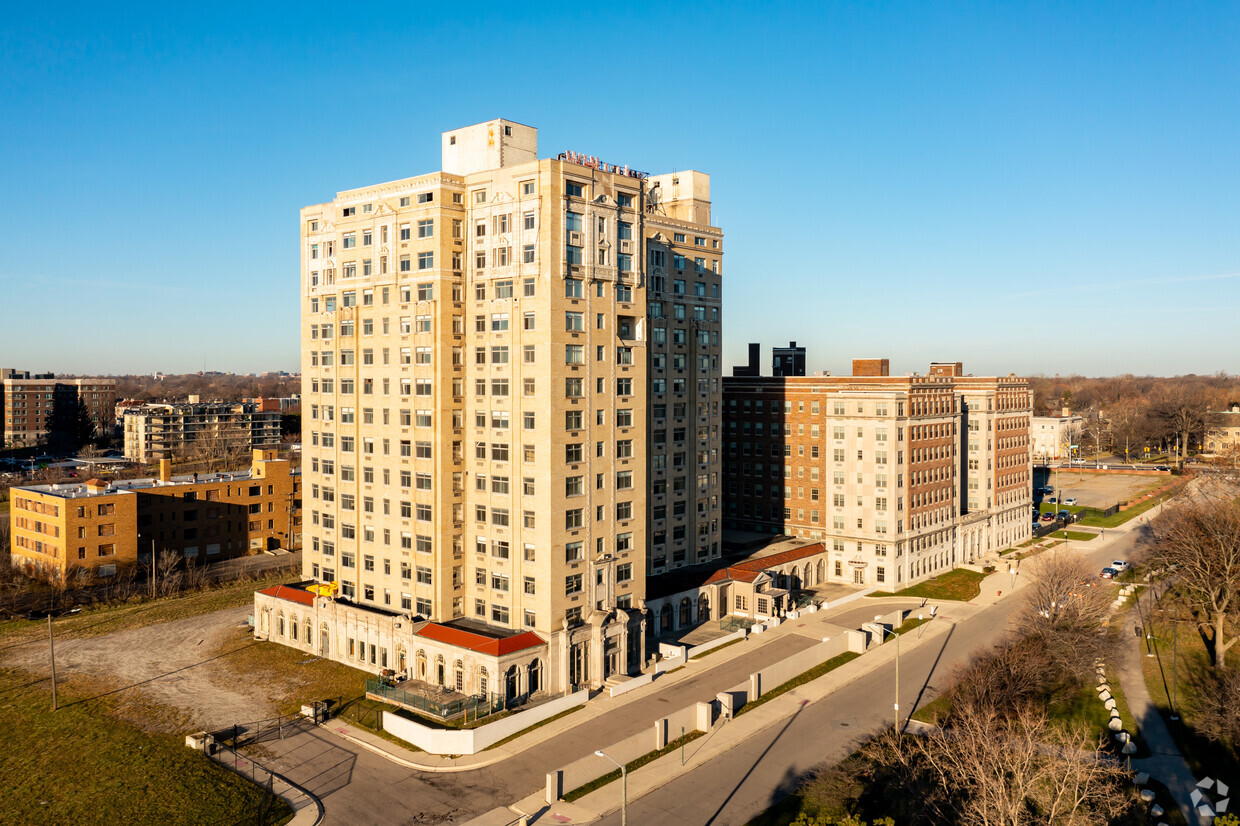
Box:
<box><xmin>212</xmin><ymin>714</ymin><xmax>303</xmax><ymax>749</ymax></box>
<box><xmin>365</xmin><ymin>679</ymin><xmax>506</xmax><ymax>722</ymax></box>
<box><xmin>207</xmin><ymin>742</ymin><xmax>314</xmax><ymax>826</ymax></box>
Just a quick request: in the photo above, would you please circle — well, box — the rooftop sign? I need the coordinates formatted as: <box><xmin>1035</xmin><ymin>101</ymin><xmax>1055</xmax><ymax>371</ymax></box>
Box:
<box><xmin>557</xmin><ymin>151</ymin><xmax>647</xmax><ymax>179</ymax></box>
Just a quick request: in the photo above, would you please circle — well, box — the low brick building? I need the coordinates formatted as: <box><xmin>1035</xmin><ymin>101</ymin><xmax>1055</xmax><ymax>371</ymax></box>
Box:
<box><xmin>9</xmin><ymin>449</ymin><xmax>301</xmax><ymax>584</ymax></box>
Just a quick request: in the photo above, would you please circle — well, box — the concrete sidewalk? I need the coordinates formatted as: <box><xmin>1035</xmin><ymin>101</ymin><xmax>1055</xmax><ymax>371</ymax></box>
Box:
<box><xmin>1114</xmin><ymin>604</ymin><xmax>1204</xmax><ymax>826</ymax></box>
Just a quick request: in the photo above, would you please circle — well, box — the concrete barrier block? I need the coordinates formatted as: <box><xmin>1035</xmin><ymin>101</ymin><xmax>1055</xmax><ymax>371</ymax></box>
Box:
<box><xmin>654</xmin><ymin>718</ymin><xmax>668</xmax><ymax>750</ymax></box>
<box><xmin>546</xmin><ymin>770</ymin><xmax>563</xmax><ymax>804</ymax></box>
<box><xmin>751</xmin><ymin>624</ymin><xmax>765</xmax><ymax>634</ymax></box>
<box><xmin>184</xmin><ymin>732</ymin><xmax>207</xmax><ymax>750</ymax></box>
<box><xmin>716</xmin><ymin>691</ymin><xmax>735</xmax><ymax>719</ymax></box>
<box><xmin>750</xmin><ymin>672</ymin><xmax>762</xmax><ymax>698</ymax></box>
<box><xmin>696</xmin><ymin>701</ymin><xmax>713</xmax><ymax>731</ymax></box>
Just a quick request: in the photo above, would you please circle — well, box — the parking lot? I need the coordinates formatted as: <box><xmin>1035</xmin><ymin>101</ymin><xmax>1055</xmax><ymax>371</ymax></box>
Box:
<box><xmin>1033</xmin><ymin>469</ymin><xmax>1168</xmax><ymax>509</ymax></box>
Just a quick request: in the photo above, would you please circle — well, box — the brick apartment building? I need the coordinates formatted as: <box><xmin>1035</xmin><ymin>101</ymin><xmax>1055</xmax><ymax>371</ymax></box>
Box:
<box><xmin>9</xmin><ymin>449</ymin><xmax>301</xmax><ymax>584</ymax></box>
<box><xmin>723</xmin><ymin>359</ymin><xmax>1032</xmax><ymax>589</ymax></box>
<box><xmin>1</xmin><ymin>369</ymin><xmax>116</xmax><ymax>449</ymax></box>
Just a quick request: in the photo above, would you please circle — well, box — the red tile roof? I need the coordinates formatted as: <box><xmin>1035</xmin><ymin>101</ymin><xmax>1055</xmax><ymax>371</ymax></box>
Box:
<box><xmin>415</xmin><ymin>624</ymin><xmax>545</xmax><ymax>657</ymax></box>
<box><xmin>259</xmin><ymin>584</ymin><xmax>316</xmax><ymax>607</ymax></box>
<box><xmin>703</xmin><ymin>543</ymin><xmax>826</xmax><ymax>585</ymax></box>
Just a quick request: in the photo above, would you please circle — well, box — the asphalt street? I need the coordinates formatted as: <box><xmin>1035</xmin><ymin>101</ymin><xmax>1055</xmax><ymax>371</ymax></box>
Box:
<box><xmin>592</xmin><ymin>530</ymin><xmax>1144</xmax><ymax>826</ymax></box>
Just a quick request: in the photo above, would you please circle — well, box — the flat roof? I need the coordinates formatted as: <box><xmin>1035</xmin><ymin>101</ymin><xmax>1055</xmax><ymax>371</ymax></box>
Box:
<box><xmin>14</xmin><ymin>466</ymin><xmax>298</xmax><ymax>500</ymax></box>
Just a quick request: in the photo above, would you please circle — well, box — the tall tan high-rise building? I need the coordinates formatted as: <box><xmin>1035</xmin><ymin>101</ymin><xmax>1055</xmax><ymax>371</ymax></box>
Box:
<box><xmin>255</xmin><ymin>120</ymin><xmax>722</xmax><ymax>698</ymax></box>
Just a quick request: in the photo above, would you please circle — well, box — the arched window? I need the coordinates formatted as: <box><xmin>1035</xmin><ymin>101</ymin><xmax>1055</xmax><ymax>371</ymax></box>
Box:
<box><xmin>277</xmin><ymin>613</ymin><xmax>285</xmax><ymax>637</ymax></box>
<box><xmin>304</xmin><ymin>618</ymin><xmax>311</xmax><ymax>645</ymax></box>
<box><xmin>679</xmin><ymin>597</ymin><xmax>692</xmax><ymax>626</ymax></box>
<box><xmin>816</xmin><ymin>559</ymin><xmax>825</xmax><ymax>584</ymax></box>
<box><xmin>697</xmin><ymin>593</ymin><xmax>710</xmax><ymax>622</ymax></box>
<box><xmin>435</xmin><ymin>654</ymin><xmax>445</xmax><ymax>686</ymax></box>
<box><xmin>479</xmin><ymin>667</ymin><xmax>489</xmax><ymax>697</ymax></box>
<box><xmin>416</xmin><ymin>650</ymin><xmax>427</xmax><ymax>680</ymax></box>
<box><xmin>260</xmin><ymin>609</ymin><xmax>270</xmax><ymax>632</ymax></box>
<box><xmin>454</xmin><ymin>660</ymin><xmax>464</xmax><ymax>692</ymax></box>
<box><xmin>660</xmin><ymin>603</ymin><xmax>673</xmax><ymax>632</ymax></box>
<box><xmin>528</xmin><ymin>659</ymin><xmax>542</xmax><ymax>694</ymax></box>
<box><xmin>505</xmin><ymin>665</ymin><xmax>520</xmax><ymax>701</ymax></box>
<box><xmin>803</xmin><ymin>563</ymin><xmax>812</xmax><ymax>588</ymax></box>
<box><xmin>320</xmin><ymin>623</ymin><xmax>330</xmax><ymax>656</ymax></box>
<box><xmin>290</xmin><ymin>615</ymin><xmax>299</xmax><ymax>641</ymax></box>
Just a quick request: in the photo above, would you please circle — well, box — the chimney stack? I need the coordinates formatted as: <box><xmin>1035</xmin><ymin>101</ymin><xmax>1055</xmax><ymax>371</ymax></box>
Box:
<box><xmin>159</xmin><ymin>459</ymin><xmax>171</xmax><ymax>483</ymax></box>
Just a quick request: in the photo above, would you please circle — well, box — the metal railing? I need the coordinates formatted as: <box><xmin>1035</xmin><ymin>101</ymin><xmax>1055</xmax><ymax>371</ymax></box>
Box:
<box><xmin>206</xmin><ymin>742</ymin><xmax>322</xmax><ymax>826</ymax></box>
<box><xmin>365</xmin><ymin>679</ymin><xmax>506</xmax><ymax>722</ymax></box>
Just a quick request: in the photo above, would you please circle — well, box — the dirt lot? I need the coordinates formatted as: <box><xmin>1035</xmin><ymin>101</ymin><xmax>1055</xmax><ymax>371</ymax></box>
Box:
<box><xmin>1033</xmin><ymin>469</ymin><xmax>1169</xmax><ymax>509</ymax></box>
<box><xmin>0</xmin><ymin>603</ymin><xmax>371</xmax><ymax>734</ymax></box>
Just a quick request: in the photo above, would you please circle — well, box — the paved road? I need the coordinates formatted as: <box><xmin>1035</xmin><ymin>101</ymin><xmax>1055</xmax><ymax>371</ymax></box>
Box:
<box><xmin>256</xmin><ymin>607</ymin><xmax>854</xmax><ymax>824</ymax></box>
<box><xmin>593</xmin><ymin>534</ymin><xmax>1140</xmax><ymax>826</ymax></box>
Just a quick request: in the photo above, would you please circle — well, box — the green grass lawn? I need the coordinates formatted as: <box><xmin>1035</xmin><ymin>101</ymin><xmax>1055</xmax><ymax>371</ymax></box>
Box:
<box><xmin>1051</xmin><ymin>530</ymin><xmax>1097</xmax><ymax>541</ymax></box>
<box><xmin>0</xmin><ymin>667</ymin><xmax>291</xmax><ymax>826</ymax></box>
<box><xmin>869</xmin><ymin>568</ymin><xmax>987</xmax><ymax>602</ymax></box>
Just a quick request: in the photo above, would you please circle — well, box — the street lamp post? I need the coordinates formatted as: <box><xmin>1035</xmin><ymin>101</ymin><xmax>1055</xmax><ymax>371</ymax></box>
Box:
<box><xmin>594</xmin><ymin>750</ymin><xmax>627</xmax><ymax>826</ymax></box>
<box><xmin>880</xmin><ymin>626</ymin><xmax>900</xmax><ymax>730</ymax></box>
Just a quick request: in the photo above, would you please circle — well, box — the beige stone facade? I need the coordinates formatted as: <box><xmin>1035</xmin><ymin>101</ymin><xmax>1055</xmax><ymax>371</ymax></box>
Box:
<box><xmin>1</xmin><ymin>371</ymin><xmax>116</xmax><ymax>449</ymax></box>
<box><xmin>724</xmin><ymin>361</ymin><xmax>1032</xmax><ymax>588</ymax></box>
<box><xmin>9</xmin><ymin>449</ymin><xmax>301</xmax><ymax>584</ymax></box>
<box><xmin>283</xmin><ymin>119</ymin><xmax>723</xmax><ymax>694</ymax></box>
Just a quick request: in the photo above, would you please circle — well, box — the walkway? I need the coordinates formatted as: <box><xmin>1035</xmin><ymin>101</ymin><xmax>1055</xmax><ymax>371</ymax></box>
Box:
<box><xmin>1115</xmin><ymin>604</ymin><xmax>1205</xmax><ymax>825</ymax></box>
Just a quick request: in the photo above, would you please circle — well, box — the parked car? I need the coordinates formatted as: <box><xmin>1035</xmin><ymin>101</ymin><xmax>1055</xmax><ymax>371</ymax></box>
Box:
<box><xmin>1064</xmin><ymin>497</ymin><xmax>1077</xmax><ymax>506</ymax></box>
<box><xmin>1099</xmin><ymin>567</ymin><xmax>1119</xmax><ymax>579</ymax></box>
<box><xmin>1155</xmin><ymin>465</ymin><xmax>1171</xmax><ymax>472</ymax></box>
<box><xmin>1048</xmin><ymin>496</ymin><xmax>1059</xmax><ymax>504</ymax></box>
<box><xmin>1110</xmin><ymin>560</ymin><xmax>1131</xmax><ymax>573</ymax></box>
<box><xmin>1057</xmin><ymin>510</ymin><xmax>1072</xmax><ymax>522</ymax></box>
<box><xmin>1040</xmin><ymin>513</ymin><xmax>1055</xmax><ymax>522</ymax></box>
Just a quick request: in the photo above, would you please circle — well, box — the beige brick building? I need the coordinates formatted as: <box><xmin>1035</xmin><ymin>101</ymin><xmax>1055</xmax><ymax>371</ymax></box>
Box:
<box><xmin>9</xmin><ymin>449</ymin><xmax>301</xmax><ymax>584</ymax></box>
<box><xmin>1</xmin><ymin>370</ymin><xmax>116</xmax><ymax>449</ymax></box>
<box><xmin>723</xmin><ymin>360</ymin><xmax>1031</xmax><ymax>589</ymax></box>
<box><xmin>255</xmin><ymin>119</ymin><xmax>723</xmax><ymax>700</ymax></box>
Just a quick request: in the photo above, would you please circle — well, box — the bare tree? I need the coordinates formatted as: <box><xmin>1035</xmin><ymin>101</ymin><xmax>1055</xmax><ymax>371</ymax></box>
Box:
<box><xmin>189</xmin><ymin>420</ymin><xmax>248</xmax><ymax>472</ymax></box>
<box><xmin>155</xmin><ymin>549</ymin><xmax>183</xmax><ymax>597</ymax></box>
<box><xmin>1017</xmin><ymin>552</ymin><xmax>1114</xmax><ymax>635</ymax></box>
<box><xmin>1104</xmin><ymin>398</ymin><xmax>1151</xmax><ymax>463</ymax></box>
<box><xmin>1154</xmin><ymin>501</ymin><xmax>1240</xmax><ymax>668</ymax></box>
<box><xmin>863</xmin><ymin>705</ymin><xmax>1134</xmax><ymax>826</ymax></box>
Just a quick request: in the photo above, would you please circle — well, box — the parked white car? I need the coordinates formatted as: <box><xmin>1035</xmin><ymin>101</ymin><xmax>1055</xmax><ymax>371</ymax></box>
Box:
<box><xmin>1110</xmin><ymin>560</ymin><xmax>1131</xmax><ymax>573</ymax></box>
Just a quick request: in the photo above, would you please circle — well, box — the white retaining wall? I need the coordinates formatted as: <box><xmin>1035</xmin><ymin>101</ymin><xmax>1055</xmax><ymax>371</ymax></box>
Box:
<box><xmin>383</xmin><ymin>689</ymin><xmax>589</xmax><ymax>755</ymax></box>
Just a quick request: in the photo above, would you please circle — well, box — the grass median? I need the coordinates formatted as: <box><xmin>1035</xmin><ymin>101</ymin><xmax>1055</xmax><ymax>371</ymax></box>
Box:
<box><xmin>736</xmin><ymin>651</ymin><xmax>861</xmax><ymax>717</ymax></box>
<box><xmin>563</xmin><ymin>730</ymin><xmax>704</xmax><ymax>802</ymax></box>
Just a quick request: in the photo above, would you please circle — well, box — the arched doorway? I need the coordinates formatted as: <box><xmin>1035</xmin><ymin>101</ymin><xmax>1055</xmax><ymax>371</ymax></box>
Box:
<box><xmin>528</xmin><ymin>659</ymin><xmax>542</xmax><ymax>694</ymax></box>
<box><xmin>505</xmin><ymin>665</ymin><xmax>520</xmax><ymax>702</ymax></box>
<box><xmin>697</xmin><ymin>593</ymin><xmax>710</xmax><ymax>622</ymax></box>
<box><xmin>260</xmin><ymin>609</ymin><xmax>269</xmax><ymax>633</ymax></box>
<box><xmin>816</xmin><ymin>559</ymin><xmax>825</xmax><ymax>583</ymax></box>
<box><xmin>679</xmin><ymin>597</ymin><xmax>692</xmax><ymax>627</ymax></box>
<box><xmin>803</xmin><ymin>563</ymin><xmax>812</xmax><ymax>588</ymax></box>
<box><xmin>660</xmin><ymin>603</ymin><xmax>673</xmax><ymax>633</ymax></box>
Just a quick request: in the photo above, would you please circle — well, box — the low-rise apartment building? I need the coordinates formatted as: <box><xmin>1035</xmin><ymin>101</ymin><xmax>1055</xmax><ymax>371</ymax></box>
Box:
<box><xmin>1031</xmin><ymin>414</ymin><xmax>1083</xmax><ymax>460</ymax></box>
<box><xmin>9</xmin><ymin>449</ymin><xmax>301</xmax><ymax>584</ymax></box>
<box><xmin>723</xmin><ymin>360</ymin><xmax>1031</xmax><ymax>589</ymax></box>
<box><xmin>1</xmin><ymin>370</ymin><xmax>116</xmax><ymax>449</ymax></box>
<box><xmin>123</xmin><ymin>402</ymin><xmax>283</xmax><ymax>462</ymax></box>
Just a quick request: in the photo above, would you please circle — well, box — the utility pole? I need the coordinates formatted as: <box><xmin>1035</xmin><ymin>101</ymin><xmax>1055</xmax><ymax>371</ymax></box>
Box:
<box><xmin>48</xmin><ymin>614</ymin><xmax>57</xmax><ymax>711</ymax></box>
<box><xmin>150</xmin><ymin>539</ymin><xmax>156</xmax><ymax>598</ymax></box>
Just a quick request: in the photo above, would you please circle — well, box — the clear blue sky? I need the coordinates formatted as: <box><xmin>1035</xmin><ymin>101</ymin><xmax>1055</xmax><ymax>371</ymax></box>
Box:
<box><xmin>3</xmin><ymin>2</ymin><xmax>1237</xmax><ymax>377</ymax></box>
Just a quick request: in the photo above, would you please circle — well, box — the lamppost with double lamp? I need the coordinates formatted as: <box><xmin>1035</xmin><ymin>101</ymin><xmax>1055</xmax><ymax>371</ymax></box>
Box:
<box><xmin>594</xmin><ymin>749</ymin><xmax>627</xmax><ymax>826</ymax></box>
